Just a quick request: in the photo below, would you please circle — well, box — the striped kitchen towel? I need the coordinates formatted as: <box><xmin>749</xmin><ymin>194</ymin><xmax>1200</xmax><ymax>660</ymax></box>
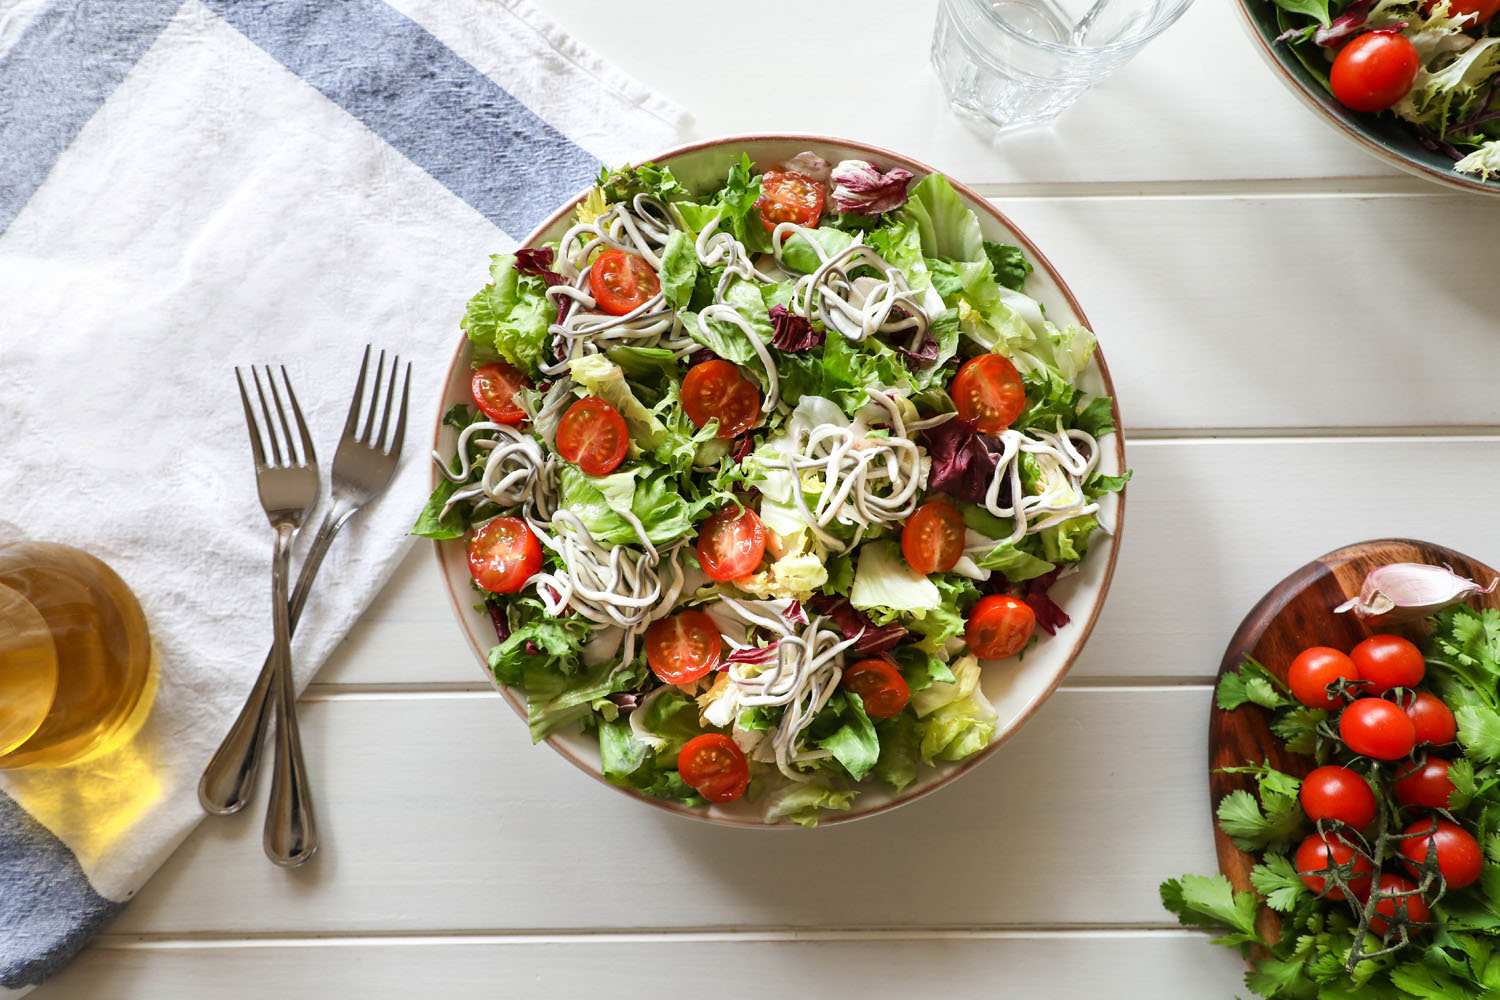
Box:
<box><xmin>0</xmin><ymin>0</ymin><xmax>687</xmax><ymax>992</ymax></box>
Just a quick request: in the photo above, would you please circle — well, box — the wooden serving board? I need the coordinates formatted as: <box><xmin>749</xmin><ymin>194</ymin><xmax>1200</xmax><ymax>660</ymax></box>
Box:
<box><xmin>1208</xmin><ymin>537</ymin><xmax>1500</xmax><ymax>944</ymax></box>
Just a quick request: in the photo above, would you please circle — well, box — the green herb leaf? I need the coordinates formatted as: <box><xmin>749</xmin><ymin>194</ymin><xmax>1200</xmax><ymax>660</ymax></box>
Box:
<box><xmin>1272</xmin><ymin>706</ymin><xmax>1328</xmax><ymax>756</ymax></box>
<box><xmin>1217</xmin><ymin>657</ymin><xmax>1293</xmax><ymax>712</ymax></box>
<box><xmin>1217</xmin><ymin>787</ymin><xmax>1306</xmax><ymax>853</ymax></box>
<box><xmin>1251</xmin><ymin>853</ymin><xmax>1313</xmax><ymax>913</ymax></box>
<box><xmin>1456</xmin><ymin>704</ymin><xmax>1500</xmax><ymax>764</ymax></box>
<box><xmin>1159</xmin><ymin>874</ymin><xmax>1259</xmax><ymax>940</ymax></box>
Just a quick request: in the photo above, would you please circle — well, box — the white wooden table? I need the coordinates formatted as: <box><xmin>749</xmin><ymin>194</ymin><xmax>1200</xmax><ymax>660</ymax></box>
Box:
<box><xmin>38</xmin><ymin>0</ymin><xmax>1500</xmax><ymax>995</ymax></box>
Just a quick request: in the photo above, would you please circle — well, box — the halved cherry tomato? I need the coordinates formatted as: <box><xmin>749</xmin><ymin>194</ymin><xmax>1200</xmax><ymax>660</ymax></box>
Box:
<box><xmin>1340</xmin><ymin>697</ymin><xmax>1416</xmax><ymax>760</ymax></box>
<box><xmin>696</xmin><ymin>506</ymin><xmax>766</xmax><ymax>582</ymax></box>
<box><xmin>1394</xmin><ymin>757</ymin><xmax>1457</xmax><ymax>809</ymax></box>
<box><xmin>951</xmin><ymin>354</ymin><xmax>1026</xmax><ymax>434</ymax></box>
<box><xmin>682</xmin><ymin>360</ymin><xmax>761</xmax><ymax>438</ymax></box>
<box><xmin>1295</xmin><ymin>832</ymin><xmax>1372</xmax><ymax>900</ymax></box>
<box><xmin>755</xmin><ymin>170</ymin><xmax>825</xmax><ymax>232</ymax></box>
<box><xmin>842</xmin><ymin>659</ymin><xmax>911</xmax><ymax>719</ymax></box>
<box><xmin>588</xmin><ymin>249</ymin><xmax>661</xmax><ymax>316</ymax></box>
<box><xmin>1399</xmin><ymin>690</ymin><xmax>1457</xmax><ymax>746</ymax></box>
<box><xmin>555</xmin><ymin>396</ymin><xmax>629</xmax><ymax>475</ymax></box>
<box><xmin>1350</xmin><ymin>634</ymin><xmax>1425</xmax><ymax>694</ymax></box>
<box><xmin>678</xmin><ymin>733</ymin><xmax>748</xmax><ymax>803</ymax></box>
<box><xmin>1368</xmin><ymin>873</ymin><xmax>1429</xmax><ymax>936</ymax></box>
<box><xmin>467</xmin><ymin>516</ymin><xmax>542</xmax><ymax>594</ymax></box>
<box><xmin>1428</xmin><ymin>0</ymin><xmax>1500</xmax><ymax>21</ymax></box>
<box><xmin>902</xmin><ymin>501</ymin><xmax>966</xmax><ymax>575</ymax></box>
<box><xmin>1288</xmin><ymin>646</ymin><xmax>1360</xmax><ymax>710</ymax></box>
<box><xmin>1299</xmin><ymin>765</ymin><xmax>1376</xmax><ymax>829</ymax></box>
<box><xmin>1399</xmin><ymin>818</ymin><xmax>1483</xmax><ymax>889</ymax></box>
<box><xmin>645</xmin><ymin>610</ymin><xmax>722</xmax><ymax>684</ymax></box>
<box><xmin>1330</xmin><ymin>31</ymin><xmax>1420</xmax><ymax>113</ymax></box>
<box><xmin>965</xmin><ymin>594</ymin><xmax>1036</xmax><ymax>660</ymax></box>
<box><xmin>471</xmin><ymin>361</ymin><xmax>531</xmax><ymax>424</ymax></box>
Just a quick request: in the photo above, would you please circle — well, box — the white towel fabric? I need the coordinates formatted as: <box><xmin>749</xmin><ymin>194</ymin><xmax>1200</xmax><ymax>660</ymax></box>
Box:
<box><xmin>0</xmin><ymin>0</ymin><xmax>687</xmax><ymax>992</ymax></box>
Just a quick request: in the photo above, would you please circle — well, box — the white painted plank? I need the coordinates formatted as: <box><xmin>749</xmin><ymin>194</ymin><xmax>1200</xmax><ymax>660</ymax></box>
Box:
<box><xmin>316</xmin><ymin>436</ymin><xmax>1500</xmax><ymax>688</ymax></box>
<box><xmin>993</xmin><ymin>192</ymin><xmax>1500</xmax><ymax>431</ymax></box>
<box><xmin>38</xmin><ymin>932</ymin><xmax>1246</xmax><ymax>998</ymax></box>
<box><xmin>111</xmin><ymin>687</ymin><xmax>1216</xmax><ymax>934</ymax></box>
<box><xmin>534</xmin><ymin>0</ymin><xmax>1392</xmax><ymax>185</ymax></box>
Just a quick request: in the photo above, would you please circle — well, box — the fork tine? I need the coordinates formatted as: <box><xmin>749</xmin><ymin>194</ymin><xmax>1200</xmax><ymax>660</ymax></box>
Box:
<box><xmin>280</xmin><ymin>366</ymin><xmax>317</xmax><ymax>466</ymax></box>
<box><xmin>375</xmin><ymin>355</ymin><xmax>400</xmax><ymax>450</ymax></box>
<box><xmin>361</xmin><ymin>350</ymin><xmax>387</xmax><ymax>444</ymax></box>
<box><xmin>388</xmin><ymin>362</ymin><xmax>411</xmax><ymax>457</ymax></box>
<box><xmin>235</xmin><ymin>369</ymin><xmax>267</xmax><ymax>466</ymax></box>
<box><xmin>343</xmin><ymin>345</ymin><xmax>371</xmax><ymax>441</ymax></box>
<box><xmin>251</xmin><ymin>368</ymin><xmax>285</xmax><ymax>466</ymax></box>
<box><xmin>263</xmin><ymin>366</ymin><xmax>297</xmax><ymax>467</ymax></box>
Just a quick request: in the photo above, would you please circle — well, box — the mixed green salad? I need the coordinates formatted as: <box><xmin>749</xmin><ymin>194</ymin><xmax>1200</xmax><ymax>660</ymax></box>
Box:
<box><xmin>1266</xmin><ymin>0</ymin><xmax>1500</xmax><ymax>178</ymax></box>
<box><xmin>415</xmin><ymin>151</ymin><xmax>1126</xmax><ymax>825</ymax></box>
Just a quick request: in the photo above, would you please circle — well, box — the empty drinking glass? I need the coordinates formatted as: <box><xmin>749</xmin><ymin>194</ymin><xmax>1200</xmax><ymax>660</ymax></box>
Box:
<box><xmin>932</xmin><ymin>0</ymin><xmax>1195</xmax><ymax>133</ymax></box>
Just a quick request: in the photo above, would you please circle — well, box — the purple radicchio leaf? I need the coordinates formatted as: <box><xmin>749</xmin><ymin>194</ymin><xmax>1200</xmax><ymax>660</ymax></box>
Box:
<box><xmin>916</xmin><ymin>417</ymin><xmax>1008</xmax><ymax>505</ymax></box>
<box><xmin>514</xmin><ymin>247</ymin><xmax>571</xmax><ymax>323</ymax></box>
<box><xmin>685</xmin><ymin>348</ymin><xmax>718</xmax><ymax>368</ymax></box>
<box><xmin>781</xmin><ymin>151</ymin><xmax>832</xmax><ymax>185</ymax></box>
<box><xmin>895</xmin><ymin>327</ymin><xmax>940</xmax><ymax>369</ymax></box>
<box><xmin>1314</xmin><ymin>0</ymin><xmax>1373</xmax><ymax>46</ymax></box>
<box><xmin>782</xmin><ymin>600</ymin><xmax>808</xmax><ymax>627</ymax></box>
<box><xmin>724</xmin><ymin>642</ymin><xmax>780</xmax><ymax>668</ymax></box>
<box><xmin>830</xmin><ymin>160</ymin><xmax>916</xmax><ymax>215</ymax></box>
<box><xmin>731</xmin><ymin>434</ymin><xmax>756</xmax><ymax>465</ymax></box>
<box><xmin>608</xmin><ymin>691</ymin><xmax>644</xmax><ymax>710</ymax></box>
<box><xmin>768</xmin><ymin>305</ymin><xmax>824</xmax><ymax>351</ymax></box>
<box><xmin>1020</xmin><ymin>568</ymin><xmax>1070</xmax><ymax>636</ymax></box>
<box><xmin>808</xmin><ymin>596</ymin><xmax>907</xmax><ymax>655</ymax></box>
<box><xmin>486</xmin><ymin>601</ymin><xmax>510</xmax><ymax>644</ymax></box>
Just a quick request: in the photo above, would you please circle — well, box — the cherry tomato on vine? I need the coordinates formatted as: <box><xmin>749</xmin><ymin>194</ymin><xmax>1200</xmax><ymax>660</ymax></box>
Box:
<box><xmin>678</xmin><ymin>733</ymin><xmax>748</xmax><ymax>803</ymax></box>
<box><xmin>754</xmin><ymin>170</ymin><xmax>825</xmax><ymax>231</ymax></box>
<box><xmin>1399</xmin><ymin>818</ymin><xmax>1484</xmax><ymax>889</ymax></box>
<box><xmin>589</xmin><ymin>249</ymin><xmax>661</xmax><ymax>316</ymax></box>
<box><xmin>902</xmin><ymin>501</ymin><xmax>966</xmax><ymax>575</ymax></box>
<box><xmin>471</xmin><ymin>361</ymin><xmax>531</xmax><ymax>424</ymax></box>
<box><xmin>1398</xmin><ymin>690</ymin><xmax>1457</xmax><ymax>746</ymax></box>
<box><xmin>1394</xmin><ymin>758</ymin><xmax>1458</xmax><ymax>809</ymax></box>
<box><xmin>1299</xmin><ymin>765</ymin><xmax>1376</xmax><ymax>829</ymax></box>
<box><xmin>555</xmin><ymin>396</ymin><xmax>630</xmax><ymax>475</ymax></box>
<box><xmin>467</xmin><ymin>517</ymin><xmax>542</xmax><ymax>594</ymax></box>
<box><xmin>1330</xmin><ymin>31</ymin><xmax>1420</xmax><ymax>113</ymax></box>
<box><xmin>696</xmin><ymin>506</ymin><xmax>766</xmax><ymax>582</ymax></box>
<box><xmin>681</xmin><ymin>360</ymin><xmax>760</xmax><ymax>438</ymax></box>
<box><xmin>645</xmin><ymin>610</ymin><xmax>722</xmax><ymax>684</ymax></box>
<box><xmin>1349</xmin><ymin>634</ymin><xmax>1425</xmax><ymax>694</ymax></box>
<box><xmin>1295</xmin><ymin>832</ymin><xmax>1373</xmax><ymax>900</ymax></box>
<box><xmin>1368</xmin><ymin>873</ymin><xmax>1430</xmax><ymax>936</ymax></box>
<box><xmin>951</xmin><ymin>354</ymin><xmax>1026</xmax><ymax>434</ymax></box>
<box><xmin>965</xmin><ymin>594</ymin><xmax>1036</xmax><ymax>660</ymax></box>
<box><xmin>1287</xmin><ymin>646</ymin><xmax>1360</xmax><ymax>709</ymax></box>
<box><xmin>1340</xmin><ymin>697</ymin><xmax>1417</xmax><ymax>760</ymax></box>
<box><xmin>841</xmin><ymin>659</ymin><xmax>911</xmax><ymax>719</ymax></box>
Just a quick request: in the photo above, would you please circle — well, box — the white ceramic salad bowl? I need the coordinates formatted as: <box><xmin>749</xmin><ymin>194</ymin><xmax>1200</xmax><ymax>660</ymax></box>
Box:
<box><xmin>430</xmin><ymin>134</ymin><xmax>1127</xmax><ymax>827</ymax></box>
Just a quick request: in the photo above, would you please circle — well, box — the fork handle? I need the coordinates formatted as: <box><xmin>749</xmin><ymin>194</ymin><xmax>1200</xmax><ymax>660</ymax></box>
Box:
<box><xmin>264</xmin><ymin>522</ymin><xmax>318</xmax><ymax>867</ymax></box>
<box><xmin>198</xmin><ymin>507</ymin><xmax>350</xmax><ymax>815</ymax></box>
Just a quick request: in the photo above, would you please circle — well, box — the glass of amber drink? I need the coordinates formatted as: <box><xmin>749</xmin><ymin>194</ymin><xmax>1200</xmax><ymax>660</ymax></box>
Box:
<box><xmin>0</xmin><ymin>539</ymin><xmax>153</xmax><ymax>769</ymax></box>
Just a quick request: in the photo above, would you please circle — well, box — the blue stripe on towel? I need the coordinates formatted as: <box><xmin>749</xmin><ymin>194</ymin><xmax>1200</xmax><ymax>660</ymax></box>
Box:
<box><xmin>0</xmin><ymin>791</ymin><xmax>121</xmax><ymax>990</ymax></box>
<box><xmin>0</xmin><ymin>0</ymin><xmax>184</xmax><ymax>236</ymax></box>
<box><xmin>202</xmin><ymin>0</ymin><xmax>602</xmax><ymax>236</ymax></box>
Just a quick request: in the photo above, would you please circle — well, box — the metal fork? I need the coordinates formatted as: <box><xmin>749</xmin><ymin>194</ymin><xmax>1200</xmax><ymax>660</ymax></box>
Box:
<box><xmin>201</xmin><ymin>348</ymin><xmax>410</xmax><ymax>866</ymax></box>
<box><xmin>228</xmin><ymin>366</ymin><xmax>320</xmax><ymax>867</ymax></box>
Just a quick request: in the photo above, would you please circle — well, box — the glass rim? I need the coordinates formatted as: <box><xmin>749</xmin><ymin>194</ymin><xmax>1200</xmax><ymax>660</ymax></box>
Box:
<box><xmin>947</xmin><ymin>0</ymin><xmax>1198</xmax><ymax>58</ymax></box>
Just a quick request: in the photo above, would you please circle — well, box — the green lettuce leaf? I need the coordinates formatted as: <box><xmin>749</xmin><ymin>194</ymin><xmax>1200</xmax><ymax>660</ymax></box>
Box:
<box><xmin>814</xmin><ymin>692</ymin><xmax>881</xmax><ymax>781</ymax></box>
<box><xmin>658</xmin><ymin>230</ymin><xmax>698</xmax><ymax>309</ymax></box>
<box><xmin>461</xmin><ymin>254</ymin><xmax>555</xmax><ymax>370</ymax></box>
<box><xmin>901</xmin><ymin>173</ymin><xmax>983</xmax><ymax>263</ymax></box>
<box><xmin>983</xmin><ymin>240</ymin><xmax>1033</xmax><ymax>291</ymax></box>
<box><xmin>765</xmin><ymin>780</ymin><xmax>858</xmax><ymax>827</ymax></box>
<box><xmin>556</xmin><ymin>464</ymin><xmax>695</xmax><ymax>546</ymax></box>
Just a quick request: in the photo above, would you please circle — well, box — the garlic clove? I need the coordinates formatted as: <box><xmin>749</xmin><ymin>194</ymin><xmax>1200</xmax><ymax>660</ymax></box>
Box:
<box><xmin>1334</xmin><ymin>562</ymin><xmax>1498</xmax><ymax>622</ymax></box>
